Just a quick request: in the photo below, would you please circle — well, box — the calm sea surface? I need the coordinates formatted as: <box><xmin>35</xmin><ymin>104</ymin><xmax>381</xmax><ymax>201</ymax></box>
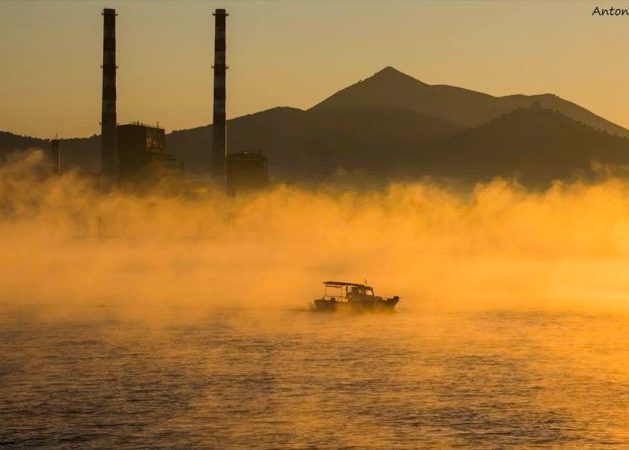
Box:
<box><xmin>2</xmin><ymin>307</ymin><xmax>629</xmax><ymax>448</ymax></box>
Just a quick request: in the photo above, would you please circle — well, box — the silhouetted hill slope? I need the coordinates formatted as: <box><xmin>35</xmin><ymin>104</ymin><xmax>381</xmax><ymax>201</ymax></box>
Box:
<box><xmin>5</xmin><ymin>106</ymin><xmax>629</xmax><ymax>185</ymax></box>
<box><xmin>295</xmin><ymin>104</ymin><xmax>463</xmax><ymax>177</ymax></box>
<box><xmin>167</xmin><ymin>107</ymin><xmax>307</xmax><ymax>179</ymax></box>
<box><xmin>0</xmin><ymin>131</ymin><xmax>46</xmax><ymax>161</ymax></box>
<box><xmin>312</xmin><ymin>67</ymin><xmax>629</xmax><ymax>137</ymax></box>
<box><xmin>4</xmin><ymin>67</ymin><xmax>629</xmax><ymax>185</ymax></box>
<box><xmin>167</xmin><ymin>103</ymin><xmax>629</xmax><ymax>184</ymax></box>
<box><xmin>166</xmin><ymin>105</ymin><xmax>463</xmax><ymax>180</ymax></box>
<box><xmin>0</xmin><ymin>131</ymin><xmax>99</xmax><ymax>172</ymax></box>
<box><xmin>428</xmin><ymin>106</ymin><xmax>629</xmax><ymax>184</ymax></box>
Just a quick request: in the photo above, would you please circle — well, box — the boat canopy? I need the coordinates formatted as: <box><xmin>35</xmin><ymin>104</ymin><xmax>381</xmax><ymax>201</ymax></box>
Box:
<box><xmin>324</xmin><ymin>281</ymin><xmax>371</xmax><ymax>289</ymax></box>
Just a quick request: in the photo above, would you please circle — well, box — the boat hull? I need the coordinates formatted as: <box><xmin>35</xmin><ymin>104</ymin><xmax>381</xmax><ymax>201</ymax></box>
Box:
<box><xmin>313</xmin><ymin>297</ymin><xmax>399</xmax><ymax>312</ymax></box>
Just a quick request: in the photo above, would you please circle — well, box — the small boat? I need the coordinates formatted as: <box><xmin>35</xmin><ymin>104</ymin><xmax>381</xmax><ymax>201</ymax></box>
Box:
<box><xmin>312</xmin><ymin>281</ymin><xmax>400</xmax><ymax>312</ymax></box>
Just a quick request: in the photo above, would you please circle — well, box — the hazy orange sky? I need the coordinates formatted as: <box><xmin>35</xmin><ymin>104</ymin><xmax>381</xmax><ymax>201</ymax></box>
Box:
<box><xmin>1</xmin><ymin>0</ymin><xmax>628</xmax><ymax>138</ymax></box>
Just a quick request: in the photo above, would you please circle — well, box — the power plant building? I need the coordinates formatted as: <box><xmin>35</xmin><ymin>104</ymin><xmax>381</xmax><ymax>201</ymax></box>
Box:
<box><xmin>117</xmin><ymin>123</ymin><xmax>184</xmax><ymax>189</ymax></box>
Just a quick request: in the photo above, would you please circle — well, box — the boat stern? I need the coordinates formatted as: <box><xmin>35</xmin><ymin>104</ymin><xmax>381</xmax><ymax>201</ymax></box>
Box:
<box><xmin>313</xmin><ymin>298</ymin><xmax>337</xmax><ymax>311</ymax></box>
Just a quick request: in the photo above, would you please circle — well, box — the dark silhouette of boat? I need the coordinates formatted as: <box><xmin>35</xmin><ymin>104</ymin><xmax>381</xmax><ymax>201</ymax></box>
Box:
<box><xmin>312</xmin><ymin>281</ymin><xmax>399</xmax><ymax>312</ymax></box>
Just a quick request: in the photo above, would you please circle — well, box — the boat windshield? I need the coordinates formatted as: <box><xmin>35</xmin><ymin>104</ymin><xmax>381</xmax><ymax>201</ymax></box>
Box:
<box><xmin>323</xmin><ymin>282</ymin><xmax>376</xmax><ymax>299</ymax></box>
<box><xmin>323</xmin><ymin>284</ymin><xmax>347</xmax><ymax>299</ymax></box>
<box><xmin>349</xmin><ymin>286</ymin><xmax>375</xmax><ymax>296</ymax></box>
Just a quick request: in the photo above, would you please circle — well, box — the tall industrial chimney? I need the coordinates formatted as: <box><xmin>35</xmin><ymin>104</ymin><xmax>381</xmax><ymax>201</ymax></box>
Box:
<box><xmin>101</xmin><ymin>8</ymin><xmax>117</xmax><ymax>187</ymax></box>
<box><xmin>211</xmin><ymin>8</ymin><xmax>228</xmax><ymax>184</ymax></box>
<box><xmin>50</xmin><ymin>138</ymin><xmax>61</xmax><ymax>175</ymax></box>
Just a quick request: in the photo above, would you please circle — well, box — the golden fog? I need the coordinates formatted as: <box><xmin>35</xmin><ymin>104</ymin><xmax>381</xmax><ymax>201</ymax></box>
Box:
<box><xmin>3</xmin><ymin>150</ymin><xmax>629</xmax><ymax>320</ymax></box>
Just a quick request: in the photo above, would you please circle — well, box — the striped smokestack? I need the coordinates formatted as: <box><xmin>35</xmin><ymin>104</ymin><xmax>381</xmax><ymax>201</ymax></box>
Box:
<box><xmin>101</xmin><ymin>8</ymin><xmax>117</xmax><ymax>187</ymax></box>
<box><xmin>211</xmin><ymin>8</ymin><xmax>228</xmax><ymax>184</ymax></box>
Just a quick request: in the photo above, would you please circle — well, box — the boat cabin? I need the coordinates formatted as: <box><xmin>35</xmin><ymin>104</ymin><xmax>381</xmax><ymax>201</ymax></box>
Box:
<box><xmin>313</xmin><ymin>280</ymin><xmax>400</xmax><ymax>311</ymax></box>
<box><xmin>322</xmin><ymin>281</ymin><xmax>375</xmax><ymax>302</ymax></box>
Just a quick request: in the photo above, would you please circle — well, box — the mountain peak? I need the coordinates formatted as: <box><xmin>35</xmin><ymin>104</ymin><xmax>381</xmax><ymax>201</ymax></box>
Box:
<box><xmin>368</xmin><ymin>66</ymin><xmax>425</xmax><ymax>84</ymax></box>
<box><xmin>310</xmin><ymin>66</ymin><xmax>628</xmax><ymax>137</ymax></box>
<box><xmin>309</xmin><ymin>66</ymin><xmax>428</xmax><ymax>111</ymax></box>
<box><xmin>374</xmin><ymin>66</ymin><xmax>402</xmax><ymax>75</ymax></box>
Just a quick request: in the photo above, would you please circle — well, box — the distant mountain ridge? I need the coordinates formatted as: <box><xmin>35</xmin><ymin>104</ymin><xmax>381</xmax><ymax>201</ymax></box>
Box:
<box><xmin>312</xmin><ymin>67</ymin><xmax>629</xmax><ymax>137</ymax></box>
<box><xmin>427</xmin><ymin>106</ymin><xmax>629</xmax><ymax>183</ymax></box>
<box><xmin>2</xmin><ymin>66</ymin><xmax>629</xmax><ymax>185</ymax></box>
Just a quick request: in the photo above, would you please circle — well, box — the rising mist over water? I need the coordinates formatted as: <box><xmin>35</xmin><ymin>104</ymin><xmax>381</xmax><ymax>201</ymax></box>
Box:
<box><xmin>3</xmin><ymin>149</ymin><xmax>629</xmax><ymax>317</ymax></box>
<box><xmin>4</xmin><ymin>150</ymin><xmax>629</xmax><ymax>447</ymax></box>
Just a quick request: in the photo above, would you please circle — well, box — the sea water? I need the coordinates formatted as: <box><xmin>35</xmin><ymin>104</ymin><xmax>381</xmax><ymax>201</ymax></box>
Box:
<box><xmin>1</xmin><ymin>307</ymin><xmax>629</xmax><ymax>448</ymax></box>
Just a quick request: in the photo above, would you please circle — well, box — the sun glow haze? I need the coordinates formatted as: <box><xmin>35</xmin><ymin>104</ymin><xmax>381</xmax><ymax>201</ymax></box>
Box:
<box><xmin>6</xmin><ymin>1</ymin><xmax>629</xmax><ymax>447</ymax></box>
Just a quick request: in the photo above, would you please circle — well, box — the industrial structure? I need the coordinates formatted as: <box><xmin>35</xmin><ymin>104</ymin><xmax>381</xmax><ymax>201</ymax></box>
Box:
<box><xmin>93</xmin><ymin>7</ymin><xmax>268</xmax><ymax>194</ymax></box>
<box><xmin>98</xmin><ymin>8</ymin><xmax>183</xmax><ymax>192</ymax></box>
<box><xmin>212</xmin><ymin>8</ymin><xmax>228</xmax><ymax>185</ymax></box>
<box><xmin>226</xmin><ymin>152</ymin><xmax>269</xmax><ymax>194</ymax></box>
<box><xmin>117</xmin><ymin>122</ymin><xmax>184</xmax><ymax>190</ymax></box>
<box><xmin>212</xmin><ymin>9</ymin><xmax>270</xmax><ymax>194</ymax></box>
<box><xmin>100</xmin><ymin>8</ymin><xmax>118</xmax><ymax>188</ymax></box>
<box><xmin>50</xmin><ymin>138</ymin><xmax>61</xmax><ymax>175</ymax></box>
